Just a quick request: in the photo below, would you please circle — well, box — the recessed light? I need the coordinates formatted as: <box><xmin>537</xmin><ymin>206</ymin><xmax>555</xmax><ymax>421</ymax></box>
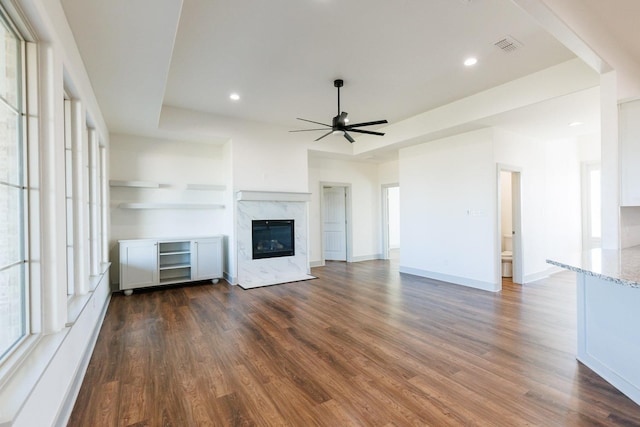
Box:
<box><xmin>568</xmin><ymin>121</ymin><xmax>583</xmax><ymax>127</ymax></box>
<box><xmin>229</xmin><ymin>93</ymin><xmax>240</xmax><ymax>101</ymax></box>
<box><xmin>464</xmin><ymin>57</ymin><xmax>478</xmax><ymax>67</ymax></box>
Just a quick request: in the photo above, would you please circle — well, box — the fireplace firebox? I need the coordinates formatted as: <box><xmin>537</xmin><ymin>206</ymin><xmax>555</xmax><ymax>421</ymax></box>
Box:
<box><xmin>252</xmin><ymin>220</ymin><xmax>294</xmax><ymax>259</ymax></box>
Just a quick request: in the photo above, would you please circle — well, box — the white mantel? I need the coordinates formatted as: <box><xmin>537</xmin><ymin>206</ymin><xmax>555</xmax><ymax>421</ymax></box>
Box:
<box><xmin>236</xmin><ymin>191</ymin><xmax>314</xmax><ymax>289</ymax></box>
<box><xmin>237</xmin><ymin>190</ymin><xmax>311</xmax><ymax>202</ymax></box>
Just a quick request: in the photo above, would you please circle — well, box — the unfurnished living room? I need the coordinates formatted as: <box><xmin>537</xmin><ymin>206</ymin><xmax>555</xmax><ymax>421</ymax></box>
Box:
<box><xmin>1</xmin><ymin>0</ymin><xmax>640</xmax><ymax>425</ymax></box>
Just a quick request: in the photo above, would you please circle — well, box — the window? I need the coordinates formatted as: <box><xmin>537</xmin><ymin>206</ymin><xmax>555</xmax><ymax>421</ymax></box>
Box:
<box><xmin>64</xmin><ymin>97</ymin><xmax>74</xmax><ymax>296</ymax></box>
<box><xmin>99</xmin><ymin>144</ymin><xmax>108</xmax><ymax>265</ymax></box>
<box><xmin>582</xmin><ymin>162</ymin><xmax>601</xmax><ymax>249</ymax></box>
<box><xmin>88</xmin><ymin>127</ymin><xmax>100</xmax><ymax>277</ymax></box>
<box><xmin>0</xmin><ymin>10</ymin><xmax>26</xmax><ymax>359</ymax></box>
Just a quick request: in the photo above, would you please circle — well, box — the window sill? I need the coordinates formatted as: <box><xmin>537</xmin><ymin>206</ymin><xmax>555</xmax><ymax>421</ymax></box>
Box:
<box><xmin>0</xmin><ymin>331</ymin><xmax>67</xmax><ymax>426</ymax></box>
<box><xmin>0</xmin><ymin>262</ymin><xmax>111</xmax><ymax>425</ymax></box>
<box><xmin>67</xmin><ymin>262</ymin><xmax>111</xmax><ymax>325</ymax></box>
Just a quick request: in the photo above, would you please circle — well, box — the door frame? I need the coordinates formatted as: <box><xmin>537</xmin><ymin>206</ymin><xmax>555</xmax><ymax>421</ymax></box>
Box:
<box><xmin>381</xmin><ymin>183</ymin><xmax>399</xmax><ymax>260</ymax></box>
<box><xmin>497</xmin><ymin>164</ymin><xmax>524</xmax><ymax>286</ymax></box>
<box><xmin>320</xmin><ymin>182</ymin><xmax>352</xmax><ymax>265</ymax></box>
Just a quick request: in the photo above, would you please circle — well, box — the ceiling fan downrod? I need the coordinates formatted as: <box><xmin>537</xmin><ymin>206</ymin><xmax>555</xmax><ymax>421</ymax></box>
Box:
<box><xmin>334</xmin><ymin>79</ymin><xmax>343</xmax><ymax>116</ymax></box>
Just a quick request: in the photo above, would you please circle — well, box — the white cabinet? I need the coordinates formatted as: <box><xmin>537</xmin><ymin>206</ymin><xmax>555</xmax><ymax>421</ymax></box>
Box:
<box><xmin>119</xmin><ymin>240</ymin><xmax>158</xmax><ymax>290</ymax></box>
<box><xmin>193</xmin><ymin>237</ymin><xmax>223</xmax><ymax>280</ymax></box>
<box><xmin>119</xmin><ymin>236</ymin><xmax>223</xmax><ymax>294</ymax></box>
<box><xmin>620</xmin><ymin>100</ymin><xmax>640</xmax><ymax>206</ymax></box>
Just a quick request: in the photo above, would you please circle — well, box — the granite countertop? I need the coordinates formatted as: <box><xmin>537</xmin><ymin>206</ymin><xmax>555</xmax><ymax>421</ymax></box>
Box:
<box><xmin>547</xmin><ymin>246</ymin><xmax>640</xmax><ymax>289</ymax></box>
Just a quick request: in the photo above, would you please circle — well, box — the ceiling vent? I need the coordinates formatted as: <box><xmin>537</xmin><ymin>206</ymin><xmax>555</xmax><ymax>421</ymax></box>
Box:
<box><xmin>494</xmin><ymin>36</ymin><xmax>522</xmax><ymax>53</ymax></box>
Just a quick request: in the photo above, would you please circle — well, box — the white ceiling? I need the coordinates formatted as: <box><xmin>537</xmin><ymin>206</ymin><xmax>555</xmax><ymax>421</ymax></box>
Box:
<box><xmin>60</xmin><ymin>0</ymin><xmax>613</xmax><ymax>151</ymax></box>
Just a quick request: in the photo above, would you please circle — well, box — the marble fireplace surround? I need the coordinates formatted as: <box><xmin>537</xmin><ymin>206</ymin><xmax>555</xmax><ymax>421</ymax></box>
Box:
<box><xmin>236</xmin><ymin>191</ymin><xmax>314</xmax><ymax>289</ymax></box>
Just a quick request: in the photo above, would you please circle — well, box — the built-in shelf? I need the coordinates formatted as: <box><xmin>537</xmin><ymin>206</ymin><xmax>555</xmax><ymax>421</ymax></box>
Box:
<box><xmin>186</xmin><ymin>184</ymin><xmax>226</xmax><ymax>191</ymax></box>
<box><xmin>159</xmin><ymin>250</ymin><xmax>191</xmax><ymax>256</ymax></box>
<box><xmin>118</xmin><ymin>203</ymin><xmax>225</xmax><ymax>210</ymax></box>
<box><xmin>110</xmin><ymin>180</ymin><xmax>169</xmax><ymax>188</ymax></box>
<box><xmin>159</xmin><ymin>263</ymin><xmax>191</xmax><ymax>270</ymax></box>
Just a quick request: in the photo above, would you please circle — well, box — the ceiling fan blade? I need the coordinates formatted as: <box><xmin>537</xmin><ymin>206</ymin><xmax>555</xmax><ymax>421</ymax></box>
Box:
<box><xmin>346</xmin><ymin>119</ymin><xmax>388</xmax><ymax>128</ymax></box>
<box><xmin>289</xmin><ymin>128</ymin><xmax>331</xmax><ymax>132</ymax></box>
<box><xmin>297</xmin><ymin>117</ymin><xmax>331</xmax><ymax>127</ymax></box>
<box><xmin>348</xmin><ymin>128</ymin><xmax>385</xmax><ymax>136</ymax></box>
<box><xmin>315</xmin><ymin>130</ymin><xmax>334</xmax><ymax>142</ymax></box>
<box><xmin>344</xmin><ymin>132</ymin><xmax>355</xmax><ymax>143</ymax></box>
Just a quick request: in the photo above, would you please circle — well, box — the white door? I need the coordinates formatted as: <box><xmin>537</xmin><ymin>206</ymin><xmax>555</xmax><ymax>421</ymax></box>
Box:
<box><xmin>323</xmin><ymin>186</ymin><xmax>347</xmax><ymax>261</ymax></box>
<box><xmin>511</xmin><ymin>171</ymin><xmax>523</xmax><ymax>284</ymax></box>
<box><xmin>193</xmin><ymin>237</ymin><xmax>223</xmax><ymax>280</ymax></box>
<box><xmin>120</xmin><ymin>240</ymin><xmax>158</xmax><ymax>290</ymax></box>
<box><xmin>383</xmin><ymin>185</ymin><xmax>400</xmax><ymax>259</ymax></box>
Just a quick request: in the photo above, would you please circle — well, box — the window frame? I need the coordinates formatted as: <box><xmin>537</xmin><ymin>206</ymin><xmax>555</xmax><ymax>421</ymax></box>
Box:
<box><xmin>0</xmin><ymin>4</ymin><xmax>29</xmax><ymax>364</ymax></box>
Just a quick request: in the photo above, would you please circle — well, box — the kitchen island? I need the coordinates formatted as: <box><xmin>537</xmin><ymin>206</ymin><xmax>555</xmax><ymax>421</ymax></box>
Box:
<box><xmin>547</xmin><ymin>247</ymin><xmax>640</xmax><ymax>406</ymax></box>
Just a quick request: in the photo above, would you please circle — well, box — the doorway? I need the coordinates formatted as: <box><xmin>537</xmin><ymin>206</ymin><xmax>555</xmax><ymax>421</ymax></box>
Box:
<box><xmin>321</xmin><ymin>184</ymin><xmax>351</xmax><ymax>262</ymax></box>
<box><xmin>382</xmin><ymin>184</ymin><xmax>400</xmax><ymax>260</ymax></box>
<box><xmin>498</xmin><ymin>166</ymin><xmax>523</xmax><ymax>286</ymax></box>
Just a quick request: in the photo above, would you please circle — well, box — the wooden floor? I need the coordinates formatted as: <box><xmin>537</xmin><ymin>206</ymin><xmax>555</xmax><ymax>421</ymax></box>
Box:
<box><xmin>69</xmin><ymin>260</ymin><xmax>640</xmax><ymax>426</ymax></box>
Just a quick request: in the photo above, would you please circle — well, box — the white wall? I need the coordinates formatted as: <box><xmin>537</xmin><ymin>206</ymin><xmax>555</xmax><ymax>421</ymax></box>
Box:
<box><xmin>109</xmin><ymin>134</ymin><xmax>230</xmax><ymax>284</ymax></box>
<box><xmin>308</xmin><ymin>156</ymin><xmax>382</xmax><ymax>265</ymax></box>
<box><xmin>494</xmin><ymin>128</ymin><xmax>583</xmax><ymax>281</ymax></box>
<box><xmin>158</xmin><ymin>105</ymin><xmax>311</xmax><ymax>194</ymax></box>
<box><xmin>577</xmin><ymin>132</ymin><xmax>601</xmax><ymax>162</ymax></box>
<box><xmin>398</xmin><ymin>126</ymin><xmax>584</xmax><ymax>291</ymax></box>
<box><xmin>600</xmin><ymin>72</ymin><xmax>620</xmax><ymax>249</ymax></box>
<box><xmin>543</xmin><ymin>138</ymin><xmax>583</xmax><ymax>260</ymax></box>
<box><xmin>379</xmin><ymin>159</ymin><xmax>399</xmax><ymax>185</ymax></box>
<box><xmin>109</xmin><ymin>134</ymin><xmax>228</xmax><ymax>238</ymax></box>
<box><xmin>399</xmin><ymin>129</ymin><xmax>499</xmax><ymax>291</ymax></box>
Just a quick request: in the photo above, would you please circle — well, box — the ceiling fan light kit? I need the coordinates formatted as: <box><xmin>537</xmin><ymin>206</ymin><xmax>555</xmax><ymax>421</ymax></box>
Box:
<box><xmin>290</xmin><ymin>79</ymin><xmax>388</xmax><ymax>143</ymax></box>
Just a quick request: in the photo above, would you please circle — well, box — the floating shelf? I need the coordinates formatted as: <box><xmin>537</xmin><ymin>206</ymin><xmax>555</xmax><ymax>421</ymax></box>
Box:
<box><xmin>110</xmin><ymin>180</ymin><xmax>169</xmax><ymax>188</ymax></box>
<box><xmin>186</xmin><ymin>184</ymin><xmax>226</xmax><ymax>191</ymax></box>
<box><xmin>118</xmin><ymin>203</ymin><xmax>225</xmax><ymax>210</ymax></box>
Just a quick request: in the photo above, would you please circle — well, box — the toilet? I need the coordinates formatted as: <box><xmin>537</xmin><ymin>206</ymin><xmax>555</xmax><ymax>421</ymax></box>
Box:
<box><xmin>501</xmin><ymin>234</ymin><xmax>513</xmax><ymax>278</ymax></box>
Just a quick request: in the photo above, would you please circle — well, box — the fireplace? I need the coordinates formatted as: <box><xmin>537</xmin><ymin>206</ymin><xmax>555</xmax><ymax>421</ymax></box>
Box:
<box><xmin>252</xmin><ymin>219</ymin><xmax>294</xmax><ymax>259</ymax></box>
<box><xmin>236</xmin><ymin>191</ymin><xmax>312</xmax><ymax>288</ymax></box>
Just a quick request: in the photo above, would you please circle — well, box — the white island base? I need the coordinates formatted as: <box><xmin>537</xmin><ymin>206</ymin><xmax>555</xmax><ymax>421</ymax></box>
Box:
<box><xmin>575</xmin><ymin>273</ymin><xmax>640</xmax><ymax>405</ymax></box>
<box><xmin>548</xmin><ymin>248</ymin><xmax>640</xmax><ymax>406</ymax></box>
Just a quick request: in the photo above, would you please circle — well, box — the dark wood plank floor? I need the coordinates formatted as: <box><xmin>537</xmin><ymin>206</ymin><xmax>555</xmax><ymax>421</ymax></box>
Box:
<box><xmin>69</xmin><ymin>260</ymin><xmax>640</xmax><ymax>426</ymax></box>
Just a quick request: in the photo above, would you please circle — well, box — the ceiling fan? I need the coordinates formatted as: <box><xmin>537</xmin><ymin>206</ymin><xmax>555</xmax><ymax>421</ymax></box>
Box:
<box><xmin>290</xmin><ymin>79</ymin><xmax>388</xmax><ymax>143</ymax></box>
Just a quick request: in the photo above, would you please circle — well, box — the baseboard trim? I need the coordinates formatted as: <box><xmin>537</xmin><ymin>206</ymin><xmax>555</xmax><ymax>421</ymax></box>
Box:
<box><xmin>56</xmin><ymin>290</ymin><xmax>111</xmax><ymax>426</ymax></box>
<box><xmin>351</xmin><ymin>254</ymin><xmax>383</xmax><ymax>263</ymax></box>
<box><xmin>524</xmin><ymin>266</ymin><xmax>562</xmax><ymax>283</ymax></box>
<box><xmin>399</xmin><ymin>266</ymin><xmax>500</xmax><ymax>292</ymax></box>
<box><xmin>223</xmin><ymin>271</ymin><xmax>237</xmax><ymax>285</ymax></box>
<box><xmin>309</xmin><ymin>260</ymin><xmax>324</xmax><ymax>268</ymax></box>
